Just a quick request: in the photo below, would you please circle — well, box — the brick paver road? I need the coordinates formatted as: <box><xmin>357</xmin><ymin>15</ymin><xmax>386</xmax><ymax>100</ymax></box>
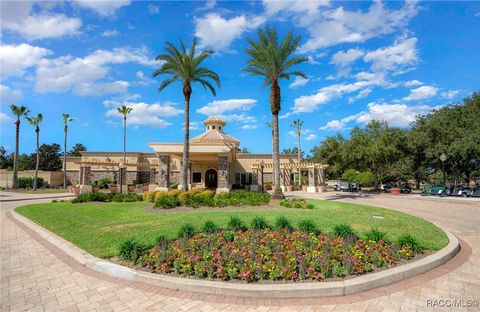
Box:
<box><xmin>1</xmin><ymin>193</ymin><xmax>479</xmax><ymax>311</ymax></box>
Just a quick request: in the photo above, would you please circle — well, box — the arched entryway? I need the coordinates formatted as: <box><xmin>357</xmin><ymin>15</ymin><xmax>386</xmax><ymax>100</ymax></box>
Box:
<box><xmin>205</xmin><ymin>169</ymin><xmax>218</xmax><ymax>188</ymax></box>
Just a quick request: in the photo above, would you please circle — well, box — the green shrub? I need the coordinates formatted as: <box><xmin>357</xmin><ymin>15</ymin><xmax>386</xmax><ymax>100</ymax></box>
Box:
<box><xmin>155</xmin><ymin>235</ymin><xmax>168</xmax><ymax>246</ymax></box>
<box><xmin>202</xmin><ymin>220</ymin><xmax>218</xmax><ymax>233</ymax></box>
<box><xmin>155</xmin><ymin>194</ymin><xmax>180</xmax><ymax>208</ymax></box>
<box><xmin>168</xmin><ymin>182</ymin><xmax>178</xmax><ymax>189</ymax></box>
<box><xmin>251</xmin><ymin>216</ymin><xmax>269</xmax><ymax>230</ymax></box>
<box><xmin>143</xmin><ymin>191</ymin><xmax>155</xmax><ymax>203</ymax></box>
<box><xmin>280</xmin><ymin>198</ymin><xmax>314</xmax><ymax>209</ymax></box>
<box><xmin>112</xmin><ymin>193</ymin><xmax>124</xmax><ymax>202</ymax></box>
<box><xmin>71</xmin><ymin>194</ymin><xmax>90</xmax><ymax>204</ymax></box>
<box><xmin>98</xmin><ymin>177</ymin><xmax>113</xmax><ymax>189</ymax></box>
<box><xmin>194</xmin><ymin>190</ymin><xmax>215</xmax><ymax>206</ymax></box>
<box><xmin>274</xmin><ymin>216</ymin><xmax>293</xmax><ymax>232</ymax></box>
<box><xmin>298</xmin><ymin>220</ymin><xmax>319</xmax><ymax>234</ymax></box>
<box><xmin>398</xmin><ymin>234</ymin><xmax>422</xmax><ymax>252</ymax></box>
<box><xmin>167</xmin><ymin>189</ymin><xmax>182</xmax><ymax>197</ymax></box>
<box><xmin>119</xmin><ymin>238</ymin><xmax>146</xmax><ymax>264</ymax></box>
<box><xmin>333</xmin><ymin>223</ymin><xmax>358</xmax><ymax>240</ymax></box>
<box><xmin>18</xmin><ymin>177</ymin><xmax>44</xmax><ymax>188</ymax></box>
<box><xmin>177</xmin><ymin>223</ymin><xmax>196</xmax><ymax>239</ymax></box>
<box><xmin>227</xmin><ymin>216</ymin><xmax>246</xmax><ymax>231</ymax></box>
<box><xmin>364</xmin><ymin>228</ymin><xmax>390</xmax><ymax>243</ymax></box>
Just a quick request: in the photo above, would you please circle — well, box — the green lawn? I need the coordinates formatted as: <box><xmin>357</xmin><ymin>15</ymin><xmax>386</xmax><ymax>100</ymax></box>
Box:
<box><xmin>16</xmin><ymin>199</ymin><xmax>448</xmax><ymax>258</ymax></box>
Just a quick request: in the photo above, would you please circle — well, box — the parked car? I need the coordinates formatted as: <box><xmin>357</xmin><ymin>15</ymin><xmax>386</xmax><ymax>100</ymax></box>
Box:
<box><xmin>384</xmin><ymin>183</ymin><xmax>411</xmax><ymax>194</ymax></box>
<box><xmin>334</xmin><ymin>182</ymin><xmax>361</xmax><ymax>192</ymax></box>
<box><xmin>451</xmin><ymin>185</ymin><xmax>472</xmax><ymax>197</ymax></box>
<box><xmin>471</xmin><ymin>185</ymin><xmax>480</xmax><ymax>197</ymax></box>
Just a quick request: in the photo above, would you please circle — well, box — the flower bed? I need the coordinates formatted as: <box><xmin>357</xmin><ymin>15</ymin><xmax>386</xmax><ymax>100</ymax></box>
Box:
<box><xmin>280</xmin><ymin>198</ymin><xmax>314</xmax><ymax>209</ymax></box>
<box><xmin>139</xmin><ymin>229</ymin><xmax>415</xmax><ymax>282</ymax></box>
<box><xmin>143</xmin><ymin>190</ymin><xmax>271</xmax><ymax>208</ymax></box>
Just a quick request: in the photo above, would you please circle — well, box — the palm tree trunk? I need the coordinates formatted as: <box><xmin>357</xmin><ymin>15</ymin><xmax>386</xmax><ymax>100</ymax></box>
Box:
<box><xmin>63</xmin><ymin>125</ymin><xmax>67</xmax><ymax>188</ymax></box>
<box><xmin>270</xmin><ymin>81</ymin><xmax>284</xmax><ymax>199</ymax></box>
<box><xmin>123</xmin><ymin>116</ymin><xmax>127</xmax><ymax>165</ymax></box>
<box><xmin>33</xmin><ymin>127</ymin><xmax>40</xmax><ymax>191</ymax></box>
<box><xmin>12</xmin><ymin>119</ymin><xmax>20</xmax><ymax>189</ymax></box>
<box><xmin>297</xmin><ymin>132</ymin><xmax>301</xmax><ymax>187</ymax></box>
<box><xmin>182</xmin><ymin>83</ymin><xmax>192</xmax><ymax>192</ymax></box>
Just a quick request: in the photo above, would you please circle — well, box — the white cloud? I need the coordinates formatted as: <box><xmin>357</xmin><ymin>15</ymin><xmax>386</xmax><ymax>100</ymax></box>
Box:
<box><xmin>403</xmin><ymin>85</ymin><xmax>438</xmax><ymax>101</ymax></box>
<box><xmin>288</xmin><ymin>72</ymin><xmax>389</xmax><ymax>115</ymax></box>
<box><xmin>195</xmin><ymin>13</ymin><xmax>264</xmax><ymax>52</ymax></box>
<box><xmin>0</xmin><ymin>43</ymin><xmax>52</xmax><ymax>78</ymax></box>
<box><xmin>348</xmin><ymin>89</ymin><xmax>372</xmax><ymax>104</ymax></box>
<box><xmin>441</xmin><ymin>90</ymin><xmax>461</xmax><ymax>100</ymax></box>
<box><xmin>74</xmin><ymin>0</ymin><xmax>131</xmax><ymax>17</ymax></box>
<box><xmin>319</xmin><ymin>120</ymin><xmax>345</xmax><ymax>131</ymax></box>
<box><xmin>404</xmin><ymin>79</ymin><xmax>423</xmax><ymax>86</ymax></box>
<box><xmin>349</xmin><ymin>102</ymin><xmax>436</xmax><ymax>127</ymax></box>
<box><xmin>0</xmin><ymin>1</ymin><xmax>81</xmax><ymax>40</ymax></box>
<box><xmin>242</xmin><ymin>124</ymin><xmax>258</xmax><ymax>130</ymax></box>
<box><xmin>300</xmin><ymin>1</ymin><xmax>418</xmax><ymax>52</ymax></box>
<box><xmin>289</xmin><ymin>76</ymin><xmax>310</xmax><ymax>89</ymax></box>
<box><xmin>147</xmin><ymin>4</ymin><xmax>160</xmax><ymax>15</ymax></box>
<box><xmin>0</xmin><ymin>85</ymin><xmax>23</xmax><ymax>104</ymax></box>
<box><xmin>101</xmin><ymin>29</ymin><xmax>120</xmax><ymax>37</ymax></box>
<box><xmin>197</xmin><ymin>99</ymin><xmax>257</xmax><ymax>115</ymax></box>
<box><xmin>331</xmin><ymin>48</ymin><xmax>364</xmax><ymax>76</ymax></box>
<box><xmin>305</xmin><ymin>133</ymin><xmax>318</xmax><ymax>141</ymax></box>
<box><xmin>190</xmin><ymin>121</ymin><xmax>201</xmax><ymax>130</ymax></box>
<box><xmin>105</xmin><ymin>100</ymin><xmax>182</xmax><ymax>128</ymax></box>
<box><xmin>263</xmin><ymin>0</ymin><xmax>330</xmax><ymax>26</ymax></box>
<box><xmin>135</xmin><ymin>71</ymin><xmax>154</xmax><ymax>86</ymax></box>
<box><xmin>0</xmin><ymin>112</ymin><xmax>13</xmax><ymax>123</ymax></box>
<box><xmin>364</xmin><ymin>37</ymin><xmax>418</xmax><ymax>73</ymax></box>
<box><xmin>34</xmin><ymin>47</ymin><xmax>158</xmax><ymax>95</ymax></box>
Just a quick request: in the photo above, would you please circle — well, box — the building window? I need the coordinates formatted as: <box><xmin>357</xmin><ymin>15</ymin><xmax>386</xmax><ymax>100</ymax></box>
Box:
<box><xmin>241</xmin><ymin>173</ymin><xmax>253</xmax><ymax>185</ymax></box>
<box><xmin>234</xmin><ymin>172</ymin><xmax>241</xmax><ymax>184</ymax></box>
<box><xmin>219</xmin><ymin>126</ymin><xmax>222</xmax><ymax>130</ymax></box>
<box><xmin>212</xmin><ymin>125</ymin><xmax>216</xmax><ymax>129</ymax></box>
<box><xmin>192</xmin><ymin>172</ymin><xmax>201</xmax><ymax>183</ymax></box>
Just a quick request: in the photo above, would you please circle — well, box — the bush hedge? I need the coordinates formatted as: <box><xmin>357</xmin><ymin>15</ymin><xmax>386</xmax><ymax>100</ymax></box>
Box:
<box><xmin>150</xmin><ymin>190</ymin><xmax>271</xmax><ymax>208</ymax></box>
<box><xmin>280</xmin><ymin>198</ymin><xmax>314</xmax><ymax>209</ymax></box>
<box><xmin>71</xmin><ymin>192</ymin><xmax>142</xmax><ymax>204</ymax></box>
<box><xmin>18</xmin><ymin>177</ymin><xmax>45</xmax><ymax>188</ymax></box>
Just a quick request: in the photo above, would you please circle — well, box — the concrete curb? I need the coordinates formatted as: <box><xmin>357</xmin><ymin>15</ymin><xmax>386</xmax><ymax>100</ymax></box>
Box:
<box><xmin>0</xmin><ymin>194</ymin><xmax>74</xmax><ymax>202</ymax></box>
<box><xmin>12</xmin><ymin>210</ymin><xmax>460</xmax><ymax>299</ymax></box>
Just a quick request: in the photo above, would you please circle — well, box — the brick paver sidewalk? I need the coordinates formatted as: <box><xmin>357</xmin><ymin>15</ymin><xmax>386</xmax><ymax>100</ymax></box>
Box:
<box><xmin>1</xmin><ymin>196</ymin><xmax>479</xmax><ymax>311</ymax></box>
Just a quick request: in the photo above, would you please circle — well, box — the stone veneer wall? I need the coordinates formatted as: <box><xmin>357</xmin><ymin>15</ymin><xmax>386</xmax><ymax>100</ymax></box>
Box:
<box><xmin>67</xmin><ymin>170</ymin><xmax>152</xmax><ymax>185</ymax></box>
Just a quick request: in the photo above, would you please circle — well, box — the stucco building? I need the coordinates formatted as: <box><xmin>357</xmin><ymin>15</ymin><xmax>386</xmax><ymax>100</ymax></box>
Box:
<box><xmin>65</xmin><ymin>116</ymin><xmax>326</xmax><ymax>192</ymax></box>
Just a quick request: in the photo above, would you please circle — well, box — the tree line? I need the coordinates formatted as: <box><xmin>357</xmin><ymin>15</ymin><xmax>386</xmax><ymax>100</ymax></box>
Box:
<box><xmin>0</xmin><ymin>143</ymin><xmax>87</xmax><ymax>171</ymax></box>
<box><xmin>308</xmin><ymin>92</ymin><xmax>480</xmax><ymax>190</ymax></box>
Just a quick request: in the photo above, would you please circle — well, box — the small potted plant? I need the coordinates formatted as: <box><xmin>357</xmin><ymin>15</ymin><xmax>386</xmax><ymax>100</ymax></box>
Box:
<box><xmin>92</xmin><ymin>181</ymin><xmax>100</xmax><ymax>193</ymax></box>
<box><xmin>127</xmin><ymin>181</ymin><xmax>135</xmax><ymax>192</ymax></box>
<box><xmin>72</xmin><ymin>184</ymin><xmax>81</xmax><ymax>195</ymax></box>
<box><xmin>142</xmin><ymin>183</ymin><xmax>149</xmax><ymax>192</ymax></box>
<box><xmin>109</xmin><ymin>181</ymin><xmax>118</xmax><ymax>193</ymax></box>
<box><xmin>286</xmin><ymin>184</ymin><xmax>293</xmax><ymax>192</ymax></box>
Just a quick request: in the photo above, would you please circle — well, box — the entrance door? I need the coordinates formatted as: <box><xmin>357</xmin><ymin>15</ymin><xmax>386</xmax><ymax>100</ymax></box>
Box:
<box><xmin>205</xmin><ymin>169</ymin><xmax>218</xmax><ymax>188</ymax></box>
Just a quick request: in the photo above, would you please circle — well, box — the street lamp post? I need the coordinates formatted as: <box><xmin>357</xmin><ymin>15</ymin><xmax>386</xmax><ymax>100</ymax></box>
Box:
<box><xmin>440</xmin><ymin>153</ymin><xmax>447</xmax><ymax>188</ymax></box>
<box><xmin>260</xmin><ymin>160</ymin><xmax>265</xmax><ymax>193</ymax></box>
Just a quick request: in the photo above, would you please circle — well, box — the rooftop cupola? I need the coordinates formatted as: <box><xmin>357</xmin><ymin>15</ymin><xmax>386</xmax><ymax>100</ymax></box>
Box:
<box><xmin>203</xmin><ymin>116</ymin><xmax>226</xmax><ymax>132</ymax></box>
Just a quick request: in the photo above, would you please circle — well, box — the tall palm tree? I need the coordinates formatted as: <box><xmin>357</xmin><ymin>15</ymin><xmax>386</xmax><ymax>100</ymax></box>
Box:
<box><xmin>9</xmin><ymin>105</ymin><xmax>30</xmax><ymax>189</ymax></box>
<box><xmin>244</xmin><ymin>26</ymin><xmax>308</xmax><ymax>199</ymax></box>
<box><xmin>117</xmin><ymin>105</ymin><xmax>133</xmax><ymax>192</ymax></box>
<box><xmin>153</xmin><ymin>38</ymin><xmax>220</xmax><ymax>192</ymax></box>
<box><xmin>62</xmin><ymin>113</ymin><xmax>74</xmax><ymax>188</ymax></box>
<box><xmin>27</xmin><ymin>113</ymin><xmax>43</xmax><ymax>191</ymax></box>
<box><xmin>291</xmin><ymin>119</ymin><xmax>303</xmax><ymax>162</ymax></box>
<box><xmin>291</xmin><ymin>118</ymin><xmax>303</xmax><ymax>188</ymax></box>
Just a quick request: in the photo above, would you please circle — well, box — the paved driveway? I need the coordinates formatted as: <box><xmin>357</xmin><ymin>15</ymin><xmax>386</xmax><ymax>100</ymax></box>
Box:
<box><xmin>1</xmin><ymin>193</ymin><xmax>479</xmax><ymax>311</ymax></box>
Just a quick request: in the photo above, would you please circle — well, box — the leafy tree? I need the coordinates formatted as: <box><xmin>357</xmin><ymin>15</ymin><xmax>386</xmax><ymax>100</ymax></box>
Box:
<box><xmin>244</xmin><ymin>26</ymin><xmax>308</xmax><ymax>199</ymax></box>
<box><xmin>37</xmin><ymin>144</ymin><xmax>62</xmax><ymax>171</ymax></box>
<box><xmin>68</xmin><ymin>143</ymin><xmax>87</xmax><ymax>156</ymax></box>
<box><xmin>153</xmin><ymin>38</ymin><xmax>220</xmax><ymax>192</ymax></box>
<box><xmin>62</xmin><ymin>113</ymin><xmax>74</xmax><ymax>187</ymax></box>
<box><xmin>18</xmin><ymin>154</ymin><xmax>35</xmax><ymax>171</ymax></box>
<box><xmin>10</xmin><ymin>105</ymin><xmax>30</xmax><ymax>188</ymax></box>
<box><xmin>342</xmin><ymin>169</ymin><xmax>359</xmax><ymax>183</ymax></box>
<box><xmin>309</xmin><ymin>134</ymin><xmax>347</xmax><ymax>179</ymax></box>
<box><xmin>26</xmin><ymin>113</ymin><xmax>43</xmax><ymax>190</ymax></box>
<box><xmin>345</xmin><ymin>121</ymin><xmax>399</xmax><ymax>191</ymax></box>
<box><xmin>282</xmin><ymin>147</ymin><xmax>305</xmax><ymax>159</ymax></box>
<box><xmin>0</xmin><ymin>146</ymin><xmax>12</xmax><ymax>169</ymax></box>
<box><xmin>239</xmin><ymin>147</ymin><xmax>250</xmax><ymax>153</ymax></box>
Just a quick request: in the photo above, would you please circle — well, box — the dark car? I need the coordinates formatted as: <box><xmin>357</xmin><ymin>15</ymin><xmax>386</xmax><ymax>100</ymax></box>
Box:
<box><xmin>334</xmin><ymin>182</ymin><xmax>361</xmax><ymax>192</ymax></box>
<box><xmin>451</xmin><ymin>185</ymin><xmax>471</xmax><ymax>197</ymax></box>
<box><xmin>384</xmin><ymin>183</ymin><xmax>411</xmax><ymax>194</ymax></box>
<box><xmin>471</xmin><ymin>185</ymin><xmax>480</xmax><ymax>197</ymax></box>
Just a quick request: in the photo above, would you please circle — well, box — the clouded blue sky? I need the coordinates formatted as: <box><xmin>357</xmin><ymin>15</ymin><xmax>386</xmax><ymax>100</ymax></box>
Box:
<box><xmin>1</xmin><ymin>0</ymin><xmax>479</xmax><ymax>155</ymax></box>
